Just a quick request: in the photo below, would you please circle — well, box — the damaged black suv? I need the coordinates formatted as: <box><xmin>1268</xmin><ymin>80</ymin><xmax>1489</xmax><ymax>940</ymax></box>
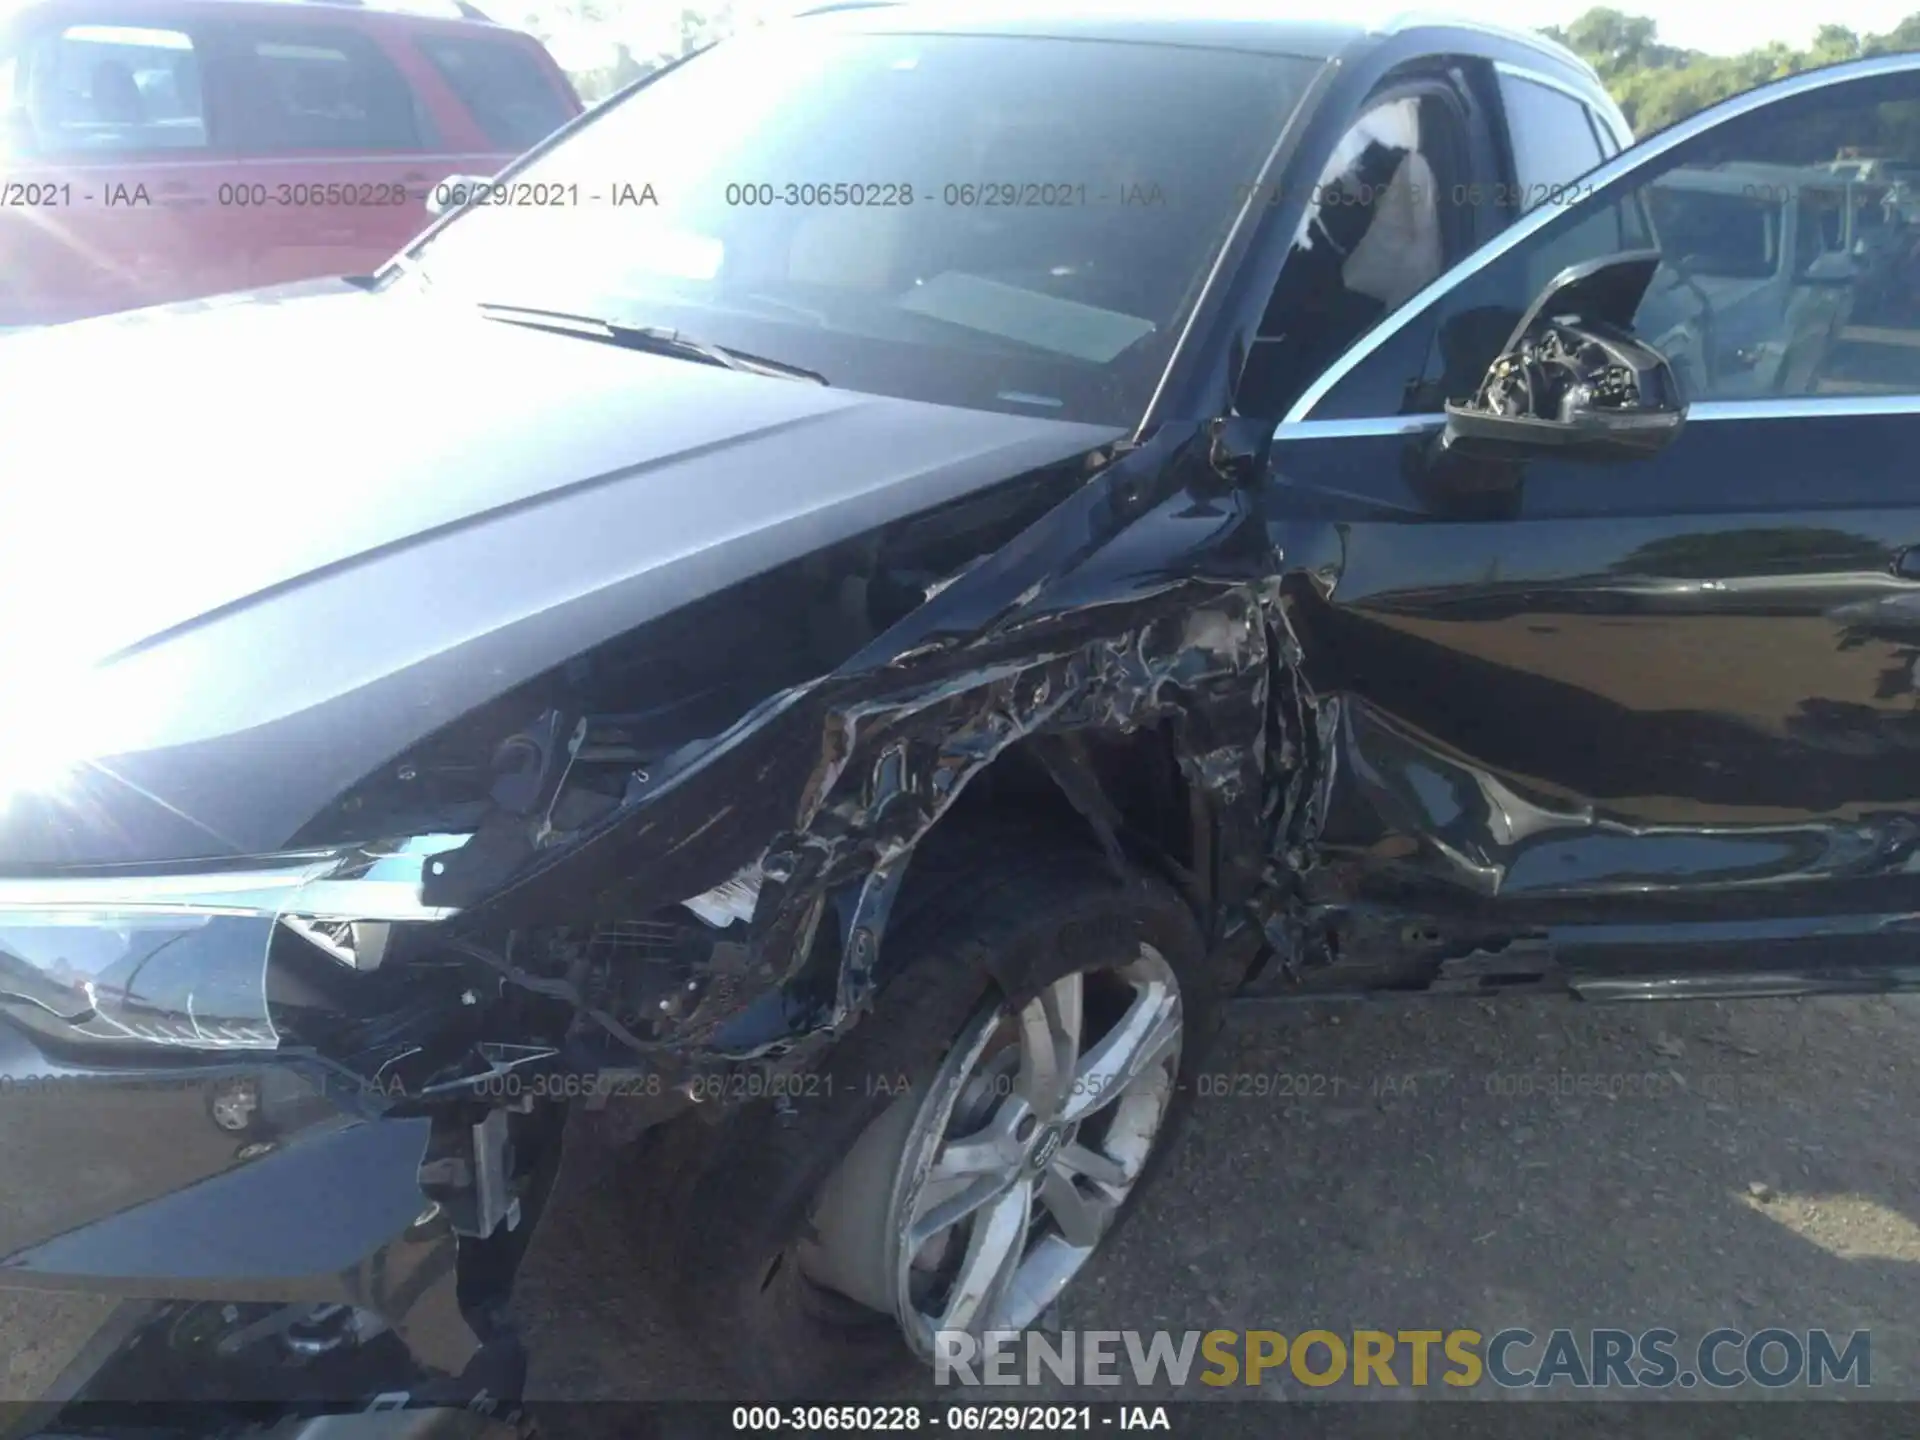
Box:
<box><xmin>8</xmin><ymin>0</ymin><xmax>1920</xmax><ymax>1429</ymax></box>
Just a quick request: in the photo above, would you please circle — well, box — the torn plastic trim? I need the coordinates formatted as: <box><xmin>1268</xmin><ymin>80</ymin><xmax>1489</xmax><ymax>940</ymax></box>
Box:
<box><xmin>683</xmin><ymin>862</ymin><xmax>764</xmax><ymax>929</ymax></box>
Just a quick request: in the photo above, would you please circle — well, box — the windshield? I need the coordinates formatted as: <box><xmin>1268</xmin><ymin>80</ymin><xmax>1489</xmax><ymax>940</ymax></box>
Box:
<box><xmin>400</xmin><ymin>26</ymin><xmax>1322</xmax><ymax>424</ymax></box>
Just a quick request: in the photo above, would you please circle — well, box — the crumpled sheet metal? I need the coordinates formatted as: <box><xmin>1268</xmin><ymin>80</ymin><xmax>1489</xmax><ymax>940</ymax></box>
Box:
<box><xmin>480</xmin><ymin>427</ymin><xmax>1290</xmax><ymax>1063</ymax></box>
<box><xmin>778</xmin><ymin>591</ymin><xmax>1275</xmax><ymax>1029</ymax></box>
<box><xmin>1322</xmin><ymin>694</ymin><xmax>1917</xmax><ymax>904</ymax></box>
<box><xmin>658</xmin><ymin>594</ymin><xmax>1281</xmax><ymax>1060</ymax></box>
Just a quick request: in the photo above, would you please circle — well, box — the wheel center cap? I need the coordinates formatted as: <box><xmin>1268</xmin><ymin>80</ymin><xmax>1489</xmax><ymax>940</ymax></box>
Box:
<box><xmin>1029</xmin><ymin>1124</ymin><xmax>1064</xmax><ymax>1171</ymax></box>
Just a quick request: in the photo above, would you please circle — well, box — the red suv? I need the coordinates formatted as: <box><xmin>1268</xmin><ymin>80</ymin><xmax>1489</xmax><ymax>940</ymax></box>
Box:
<box><xmin>0</xmin><ymin>0</ymin><xmax>581</xmax><ymax>326</ymax></box>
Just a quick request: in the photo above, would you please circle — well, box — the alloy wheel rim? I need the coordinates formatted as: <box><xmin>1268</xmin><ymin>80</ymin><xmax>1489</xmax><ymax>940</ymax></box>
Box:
<box><xmin>798</xmin><ymin>942</ymin><xmax>1184</xmax><ymax>1359</ymax></box>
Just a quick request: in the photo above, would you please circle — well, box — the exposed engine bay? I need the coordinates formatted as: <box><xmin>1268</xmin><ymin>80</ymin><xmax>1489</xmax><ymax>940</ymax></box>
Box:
<box><xmin>267</xmin><ymin>449</ymin><xmax>1105</xmax><ymax>1086</ymax></box>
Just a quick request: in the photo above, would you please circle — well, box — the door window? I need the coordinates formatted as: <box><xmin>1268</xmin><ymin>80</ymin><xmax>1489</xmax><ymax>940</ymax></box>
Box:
<box><xmin>415</xmin><ymin>35</ymin><xmax>570</xmax><ymax>150</ymax></box>
<box><xmin>1235</xmin><ymin>87</ymin><xmax>1469</xmax><ymax>417</ymax></box>
<box><xmin>207</xmin><ymin>22</ymin><xmax>422</xmax><ymax>152</ymax></box>
<box><xmin>1499</xmin><ymin>71</ymin><xmax>1606</xmax><ymax>208</ymax></box>
<box><xmin>1306</xmin><ymin>64</ymin><xmax>1920</xmax><ymax>417</ymax></box>
<box><xmin>1587</xmin><ymin>106</ymin><xmax>1624</xmax><ymax>158</ymax></box>
<box><xmin>12</xmin><ymin>22</ymin><xmax>207</xmax><ymax>153</ymax></box>
<box><xmin>1792</xmin><ymin>184</ymin><xmax>1848</xmax><ymax>276</ymax></box>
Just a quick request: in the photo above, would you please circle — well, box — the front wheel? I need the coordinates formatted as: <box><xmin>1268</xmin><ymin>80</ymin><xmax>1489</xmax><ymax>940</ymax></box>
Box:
<box><xmin>800</xmin><ymin>938</ymin><xmax>1185</xmax><ymax>1361</ymax></box>
<box><xmin>633</xmin><ymin>840</ymin><xmax>1229</xmax><ymax>1396</ymax></box>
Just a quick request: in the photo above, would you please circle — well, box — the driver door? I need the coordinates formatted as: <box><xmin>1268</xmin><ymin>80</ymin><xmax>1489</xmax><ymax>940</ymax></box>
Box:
<box><xmin>1261</xmin><ymin>55</ymin><xmax>1920</xmax><ymax>995</ymax></box>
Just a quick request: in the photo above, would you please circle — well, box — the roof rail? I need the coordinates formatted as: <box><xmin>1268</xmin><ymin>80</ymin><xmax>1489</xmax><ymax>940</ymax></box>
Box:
<box><xmin>1377</xmin><ymin>8</ymin><xmax>1603</xmax><ymax>80</ymax></box>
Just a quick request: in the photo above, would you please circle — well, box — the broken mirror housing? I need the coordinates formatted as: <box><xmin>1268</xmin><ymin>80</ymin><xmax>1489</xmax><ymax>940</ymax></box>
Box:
<box><xmin>1441</xmin><ymin>250</ymin><xmax>1686</xmax><ymax>462</ymax></box>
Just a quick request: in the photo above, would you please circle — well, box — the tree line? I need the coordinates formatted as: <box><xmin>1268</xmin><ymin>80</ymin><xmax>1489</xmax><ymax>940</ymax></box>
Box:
<box><xmin>511</xmin><ymin>2</ymin><xmax>739</xmax><ymax>102</ymax></box>
<box><xmin>1545</xmin><ymin>7</ymin><xmax>1920</xmax><ymax>134</ymax></box>
<box><xmin>532</xmin><ymin>4</ymin><xmax>1920</xmax><ymax>127</ymax></box>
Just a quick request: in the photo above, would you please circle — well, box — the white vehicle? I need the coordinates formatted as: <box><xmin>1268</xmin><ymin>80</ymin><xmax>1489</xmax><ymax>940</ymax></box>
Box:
<box><xmin>1637</xmin><ymin>162</ymin><xmax>1862</xmax><ymax>396</ymax></box>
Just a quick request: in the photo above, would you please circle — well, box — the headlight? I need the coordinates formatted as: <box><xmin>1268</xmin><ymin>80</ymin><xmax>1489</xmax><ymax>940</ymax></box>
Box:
<box><xmin>0</xmin><ymin>833</ymin><xmax>469</xmax><ymax>1051</ymax></box>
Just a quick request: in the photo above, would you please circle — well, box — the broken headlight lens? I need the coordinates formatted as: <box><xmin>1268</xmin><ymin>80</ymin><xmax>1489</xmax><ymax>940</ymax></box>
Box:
<box><xmin>0</xmin><ymin>834</ymin><xmax>469</xmax><ymax>1051</ymax></box>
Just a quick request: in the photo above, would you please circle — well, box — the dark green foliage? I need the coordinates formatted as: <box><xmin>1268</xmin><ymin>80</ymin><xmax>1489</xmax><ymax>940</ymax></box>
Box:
<box><xmin>1543</xmin><ymin>8</ymin><xmax>1920</xmax><ymax>135</ymax></box>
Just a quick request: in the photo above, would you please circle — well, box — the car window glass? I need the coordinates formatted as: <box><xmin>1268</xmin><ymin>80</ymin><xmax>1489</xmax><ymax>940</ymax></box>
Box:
<box><xmin>1793</xmin><ymin>185</ymin><xmax>1848</xmax><ymax>275</ymax></box>
<box><xmin>208</xmin><ymin>22</ymin><xmax>421</xmax><ymax>152</ymax></box>
<box><xmin>1234</xmin><ymin>91</ymin><xmax>1462</xmax><ymax>418</ymax></box>
<box><xmin>13</xmin><ymin>22</ymin><xmax>207</xmax><ymax>154</ymax></box>
<box><xmin>416</xmin><ymin>35</ymin><xmax>567</xmax><ymax>151</ymax></box>
<box><xmin>1500</xmin><ymin>72</ymin><xmax>1606</xmax><ymax>207</ymax></box>
<box><xmin>1309</xmin><ymin>66</ymin><xmax>1920</xmax><ymax>416</ymax></box>
<box><xmin>1648</xmin><ymin>185</ymin><xmax>1781</xmax><ymax>277</ymax></box>
<box><xmin>1588</xmin><ymin>106</ymin><xmax>1623</xmax><ymax>159</ymax></box>
<box><xmin>405</xmin><ymin>30</ymin><xmax>1322</xmax><ymax>426</ymax></box>
<box><xmin>410</xmin><ymin>81</ymin><xmax>442</xmax><ymax>149</ymax></box>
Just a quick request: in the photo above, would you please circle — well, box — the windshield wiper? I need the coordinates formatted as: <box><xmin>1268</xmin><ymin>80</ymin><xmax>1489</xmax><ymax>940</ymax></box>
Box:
<box><xmin>476</xmin><ymin>303</ymin><xmax>828</xmax><ymax>384</ymax></box>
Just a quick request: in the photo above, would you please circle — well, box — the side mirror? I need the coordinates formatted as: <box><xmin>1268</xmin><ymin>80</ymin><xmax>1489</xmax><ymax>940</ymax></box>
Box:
<box><xmin>1438</xmin><ymin>250</ymin><xmax>1687</xmax><ymax>465</ymax></box>
<box><xmin>425</xmin><ymin>174</ymin><xmax>496</xmax><ymax>217</ymax></box>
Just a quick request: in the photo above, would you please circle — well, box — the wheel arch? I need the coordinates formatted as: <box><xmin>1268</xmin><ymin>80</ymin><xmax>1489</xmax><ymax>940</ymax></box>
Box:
<box><xmin>865</xmin><ymin>723</ymin><xmax>1229</xmax><ymax>1002</ymax></box>
<box><xmin>914</xmin><ymin>725</ymin><xmax>1205</xmax><ymax>899</ymax></box>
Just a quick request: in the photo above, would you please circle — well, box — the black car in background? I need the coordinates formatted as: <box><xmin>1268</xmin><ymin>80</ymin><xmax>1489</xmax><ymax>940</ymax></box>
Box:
<box><xmin>9</xmin><ymin>3</ymin><xmax>1920</xmax><ymax>1432</ymax></box>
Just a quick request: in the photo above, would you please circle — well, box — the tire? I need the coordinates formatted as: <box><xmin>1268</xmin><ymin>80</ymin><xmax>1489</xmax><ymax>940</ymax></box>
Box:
<box><xmin>628</xmin><ymin>831</ymin><xmax>1235</xmax><ymax>1398</ymax></box>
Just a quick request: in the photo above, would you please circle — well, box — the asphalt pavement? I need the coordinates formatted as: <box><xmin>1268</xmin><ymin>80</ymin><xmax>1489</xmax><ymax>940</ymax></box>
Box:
<box><xmin>514</xmin><ymin>990</ymin><xmax>1920</xmax><ymax>1417</ymax></box>
<box><xmin>3</xmin><ymin>990</ymin><xmax>1914</xmax><ymax>1429</ymax></box>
